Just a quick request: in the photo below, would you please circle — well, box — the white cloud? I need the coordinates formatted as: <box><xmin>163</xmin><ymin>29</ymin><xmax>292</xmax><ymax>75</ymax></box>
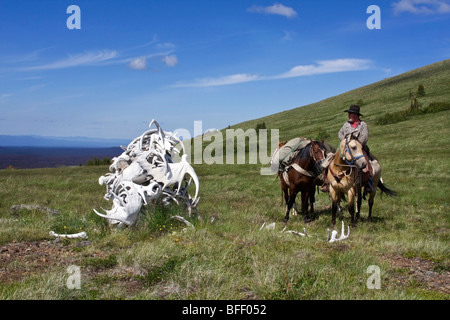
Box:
<box><xmin>247</xmin><ymin>3</ymin><xmax>297</xmax><ymax>18</ymax></box>
<box><xmin>22</xmin><ymin>50</ymin><xmax>117</xmax><ymax>71</ymax></box>
<box><xmin>392</xmin><ymin>0</ymin><xmax>450</xmax><ymax>14</ymax></box>
<box><xmin>274</xmin><ymin>59</ymin><xmax>373</xmax><ymax>79</ymax></box>
<box><xmin>128</xmin><ymin>54</ymin><xmax>178</xmax><ymax>70</ymax></box>
<box><xmin>173</xmin><ymin>59</ymin><xmax>373</xmax><ymax>87</ymax></box>
<box><xmin>174</xmin><ymin>73</ymin><xmax>260</xmax><ymax>87</ymax></box>
<box><xmin>162</xmin><ymin>55</ymin><xmax>178</xmax><ymax>67</ymax></box>
<box><xmin>156</xmin><ymin>42</ymin><xmax>177</xmax><ymax>50</ymax></box>
<box><xmin>129</xmin><ymin>56</ymin><xmax>147</xmax><ymax>70</ymax></box>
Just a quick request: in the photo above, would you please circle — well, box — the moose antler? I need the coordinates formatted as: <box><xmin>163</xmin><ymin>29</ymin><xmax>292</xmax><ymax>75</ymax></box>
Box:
<box><xmin>94</xmin><ymin>119</ymin><xmax>200</xmax><ymax>228</ymax></box>
<box><xmin>327</xmin><ymin>221</ymin><xmax>350</xmax><ymax>242</ymax></box>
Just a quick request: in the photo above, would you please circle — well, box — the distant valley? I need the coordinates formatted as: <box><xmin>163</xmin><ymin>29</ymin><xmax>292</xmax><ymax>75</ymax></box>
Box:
<box><xmin>0</xmin><ymin>146</ymin><xmax>123</xmax><ymax>169</ymax></box>
<box><xmin>0</xmin><ymin>135</ymin><xmax>130</xmax><ymax>148</ymax></box>
<box><xmin>0</xmin><ymin>135</ymin><xmax>129</xmax><ymax>169</ymax></box>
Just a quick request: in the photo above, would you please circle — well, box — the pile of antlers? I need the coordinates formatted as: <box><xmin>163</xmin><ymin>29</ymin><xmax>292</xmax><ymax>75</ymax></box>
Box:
<box><xmin>94</xmin><ymin>119</ymin><xmax>200</xmax><ymax>228</ymax></box>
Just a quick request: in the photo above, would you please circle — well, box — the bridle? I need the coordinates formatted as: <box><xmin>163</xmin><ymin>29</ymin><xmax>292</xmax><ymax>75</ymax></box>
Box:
<box><xmin>310</xmin><ymin>141</ymin><xmax>325</xmax><ymax>163</ymax></box>
<box><xmin>340</xmin><ymin>137</ymin><xmax>364</xmax><ymax>166</ymax></box>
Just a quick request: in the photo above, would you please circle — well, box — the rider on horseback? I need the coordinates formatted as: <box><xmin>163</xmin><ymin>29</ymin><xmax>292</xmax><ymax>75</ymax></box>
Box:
<box><xmin>321</xmin><ymin>104</ymin><xmax>373</xmax><ymax>193</ymax></box>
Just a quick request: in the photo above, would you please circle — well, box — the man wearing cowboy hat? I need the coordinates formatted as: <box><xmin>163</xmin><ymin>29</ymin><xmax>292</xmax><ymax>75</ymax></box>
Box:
<box><xmin>320</xmin><ymin>104</ymin><xmax>372</xmax><ymax>193</ymax></box>
<box><xmin>338</xmin><ymin>104</ymin><xmax>369</xmax><ymax>146</ymax></box>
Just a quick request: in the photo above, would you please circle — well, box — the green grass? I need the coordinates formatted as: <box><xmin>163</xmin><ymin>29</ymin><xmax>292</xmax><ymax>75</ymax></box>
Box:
<box><xmin>0</xmin><ymin>59</ymin><xmax>449</xmax><ymax>300</ymax></box>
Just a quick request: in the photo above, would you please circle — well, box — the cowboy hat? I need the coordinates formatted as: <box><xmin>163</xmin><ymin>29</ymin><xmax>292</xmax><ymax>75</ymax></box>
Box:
<box><xmin>344</xmin><ymin>104</ymin><xmax>363</xmax><ymax>117</ymax></box>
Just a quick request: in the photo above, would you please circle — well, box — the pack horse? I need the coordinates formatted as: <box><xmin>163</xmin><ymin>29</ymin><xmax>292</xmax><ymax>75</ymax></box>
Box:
<box><xmin>271</xmin><ymin>138</ymin><xmax>328</xmax><ymax>223</ymax></box>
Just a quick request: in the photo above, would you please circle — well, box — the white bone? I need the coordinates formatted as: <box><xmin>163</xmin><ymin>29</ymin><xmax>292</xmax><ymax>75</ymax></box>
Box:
<box><xmin>263</xmin><ymin>222</ymin><xmax>275</xmax><ymax>230</ymax></box>
<box><xmin>49</xmin><ymin>231</ymin><xmax>88</xmax><ymax>239</ymax></box>
<box><xmin>170</xmin><ymin>215</ymin><xmax>194</xmax><ymax>228</ymax></box>
<box><xmin>285</xmin><ymin>230</ymin><xmax>307</xmax><ymax>237</ymax></box>
<box><xmin>283</xmin><ymin>227</ymin><xmax>310</xmax><ymax>237</ymax></box>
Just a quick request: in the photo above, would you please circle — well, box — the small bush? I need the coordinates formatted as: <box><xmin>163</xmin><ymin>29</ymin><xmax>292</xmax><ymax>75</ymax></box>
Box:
<box><xmin>376</xmin><ymin>110</ymin><xmax>410</xmax><ymax>125</ymax></box>
<box><xmin>255</xmin><ymin>121</ymin><xmax>266</xmax><ymax>132</ymax></box>
<box><xmin>417</xmin><ymin>84</ymin><xmax>425</xmax><ymax>96</ymax></box>
<box><xmin>426</xmin><ymin>101</ymin><xmax>450</xmax><ymax>113</ymax></box>
<box><xmin>409</xmin><ymin>97</ymin><xmax>422</xmax><ymax>111</ymax></box>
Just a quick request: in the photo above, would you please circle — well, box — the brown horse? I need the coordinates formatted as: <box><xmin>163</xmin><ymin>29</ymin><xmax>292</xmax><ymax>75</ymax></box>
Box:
<box><xmin>278</xmin><ymin>140</ymin><xmax>326</xmax><ymax>223</ymax></box>
<box><xmin>327</xmin><ymin>135</ymin><xmax>368</xmax><ymax>227</ymax></box>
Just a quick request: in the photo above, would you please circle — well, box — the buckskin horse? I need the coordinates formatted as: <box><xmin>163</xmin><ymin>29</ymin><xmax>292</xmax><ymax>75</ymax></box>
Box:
<box><xmin>277</xmin><ymin>140</ymin><xmax>326</xmax><ymax>223</ymax></box>
<box><xmin>327</xmin><ymin>134</ymin><xmax>367</xmax><ymax>227</ymax></box>
<box><xmin>327</xmin><ymin>133</ymin><xmax>397</xmax><ymax>227</ymax></box>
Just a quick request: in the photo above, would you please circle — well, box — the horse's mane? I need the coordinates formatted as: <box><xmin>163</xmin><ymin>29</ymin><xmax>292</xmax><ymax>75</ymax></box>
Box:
<box><xmin>296</xmin><ymin>141</ymin><xmax>323</xmax><ymax>176</ymax></box>
<box><xmin>297</xmin><ymin>143</ymin><xmax>311</xmax><ymax>161</ymax></box>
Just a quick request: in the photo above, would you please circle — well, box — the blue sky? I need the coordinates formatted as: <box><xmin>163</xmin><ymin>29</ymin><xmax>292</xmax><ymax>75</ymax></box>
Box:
<box><xmin>0</xmin><ymin>0</ymin><xmax>449</xmax><ymax>140</ymax></box>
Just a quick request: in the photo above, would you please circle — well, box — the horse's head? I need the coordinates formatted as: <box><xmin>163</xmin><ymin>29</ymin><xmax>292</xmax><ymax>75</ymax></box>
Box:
<box><xmin>339</xmin><ymin>135</ymin><xmax>367</xmax><ymax>169</ymax></box>
<box><xmin>310</xmin><ymin>140</ymin><xmax>326</xmax><ymax>162</ymax></box>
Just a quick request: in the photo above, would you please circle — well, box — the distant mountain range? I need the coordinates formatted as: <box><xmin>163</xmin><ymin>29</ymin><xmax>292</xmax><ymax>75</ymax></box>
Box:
<box><xmin>0</xmin><ymin>135</ymin><xmax>131</xmax><ymax>148</ymax></box>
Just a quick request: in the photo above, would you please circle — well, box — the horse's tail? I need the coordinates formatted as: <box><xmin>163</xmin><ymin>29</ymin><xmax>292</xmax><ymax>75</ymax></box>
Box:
<box><xmin>377</xmin><ymin>180</ymin><xmax>398</xmax><ymax>197</ymax></box>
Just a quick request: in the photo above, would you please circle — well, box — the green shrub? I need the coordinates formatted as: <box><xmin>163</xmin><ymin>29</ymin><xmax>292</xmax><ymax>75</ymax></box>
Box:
<box><xmin>417</xmin><ymin>84</ymin><xmax>426</xmax><ymax>96</ymax></box>
<box><xmin>376</xmin><ymin>110</ymin><xmax>410</xmax><ymax>125</ymax></box>
<box><xmin>255</xmin><ymin>121</ymin><xmax>266</xmax><ymax>132</ymax></box>
<box><xmin>376</xmin><ymin>101</ymin><xmax>450</xmax><ymax>125</ymax></box>
<box><xmin>426</xmin><ymin>101</ymin><xmax>450</xmax><ymax>113</ymax></box>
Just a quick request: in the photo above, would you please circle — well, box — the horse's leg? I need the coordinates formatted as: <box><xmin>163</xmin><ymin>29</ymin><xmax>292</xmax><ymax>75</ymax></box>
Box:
<box><xmin>282</xmin><ymin>186</ymin><xmax>290</xmax><ymax>223</ymax></box>
<box><xmin>309</xmin><ymin>185</ymin><xmax>315</xmax><ymax>214</ymax></box>
<box><xmin>330</xmin><ymin>189</ymin><xmax>339</xmax><ymax>228</ymax></box>
<box><xmin>368</xmin><ymin>190</ymin><xmax>375</xmax><ymax>221</ymax></box>
<box><xmin>284</xmin><ymin>187</ymin><xmax>297</xmax><ymax>223</ymax></box>
<box><xmin>367</xmin><ymin>174</ymin><xmax>380</xmax><ymax>222</ymax></box>
<box><xmin>348</xmin><ymin>188</ymin><xmax>356</xmax><ymax>226</ymax></box>
<box><xmin>292</xmin><ymin>200</ymin><xmax>299</xmax><ymax>216</ymax></box>
<box><xmin>301</xmin><ymin>190</ymin><xmax>310</xmax><ymax>222</ymax></box>
<box><xmin>356</xmin><ymin>185</ymin><xmax>362</xmax><ymax>220</ymax></box>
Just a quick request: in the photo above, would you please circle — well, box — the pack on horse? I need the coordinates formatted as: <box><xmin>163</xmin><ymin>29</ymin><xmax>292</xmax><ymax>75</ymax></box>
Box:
<box><xmin>273</xmin><ymin>138</ymin><xmax>327</xmax><ymax>223</ymax></box>
<box><xmin>327</xmin><ymin>132</ymin><xmax>397</xmax><ymax>227</ymax></box>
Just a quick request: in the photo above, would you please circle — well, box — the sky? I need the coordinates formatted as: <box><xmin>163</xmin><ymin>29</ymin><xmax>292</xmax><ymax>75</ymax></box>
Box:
<box><xmin>0</xmin><ymin>0</ymin><xmax>449</xmax><ymax>141</ymax></box>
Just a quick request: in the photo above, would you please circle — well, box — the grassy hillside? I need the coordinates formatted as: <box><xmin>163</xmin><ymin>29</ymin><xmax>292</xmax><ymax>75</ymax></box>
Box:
<box><xmin>0</xmin><ymin>60</ymin><xmax>448</xmax><ymax>300</ymax></box>
<box><xmin>229</xmin><ymin>59</ymin><xmax>450</xmax><ymax>142</ymax></box>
